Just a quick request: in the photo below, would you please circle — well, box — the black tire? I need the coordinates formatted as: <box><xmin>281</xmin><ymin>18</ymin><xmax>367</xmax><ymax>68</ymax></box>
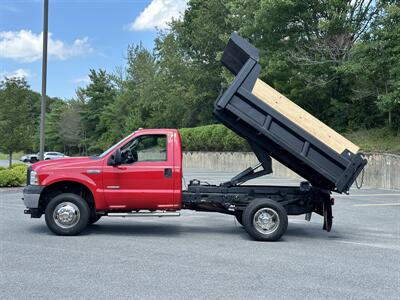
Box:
<box><xmin>243</xmin><ymin>199</ymin><xmax>288</xmax><ymax>241</ymax></box>
<box><xmin>234</xmin><ymin>211</ymin><xmax>244</xmax><ymax>226</ymax></box>
<box><xmin>89</xmin><ymin>214</ymin><xmax>102</xmax><ymax>225</ymax></box>
<box><xmin>45</xmin><ymin>193</ymin><xmax>90</xmax><ymax>236</ymax></box>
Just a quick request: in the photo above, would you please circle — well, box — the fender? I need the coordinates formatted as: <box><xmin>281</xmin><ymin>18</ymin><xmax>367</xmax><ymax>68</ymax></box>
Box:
<box><xmin>41</xmin><ymin>173</ymin><xmax>106</xmax><ymax>210</ymax></box>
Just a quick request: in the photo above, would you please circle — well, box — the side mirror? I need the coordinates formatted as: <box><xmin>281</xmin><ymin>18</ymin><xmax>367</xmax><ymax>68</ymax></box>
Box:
<box><xmin>114</xmin><ymin>149</ymin><xmax>122</xmax><ymax>166</ymax></box>
<box><xmin>107</xmin><ymin>149</ymin><xmax>122</xmax><ymax>166</ymax></box>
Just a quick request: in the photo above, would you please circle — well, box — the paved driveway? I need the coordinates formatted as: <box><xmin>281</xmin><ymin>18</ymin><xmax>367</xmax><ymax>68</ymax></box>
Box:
<box><xmin>1</xmin><ymin>169</ymin><xmax>399</xmax><ymax>299</ymax></box>
<box><xmin>0</xmin><ymin>160</ymin><xmax>19</xmax><ymax>167</ymax></box>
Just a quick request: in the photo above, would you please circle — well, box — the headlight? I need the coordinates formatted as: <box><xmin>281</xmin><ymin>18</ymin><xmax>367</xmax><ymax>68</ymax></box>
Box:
<box><xmin>30</xmin><ymin>170</ymin><xmax>38</xmax><ymax>185</ymax></box>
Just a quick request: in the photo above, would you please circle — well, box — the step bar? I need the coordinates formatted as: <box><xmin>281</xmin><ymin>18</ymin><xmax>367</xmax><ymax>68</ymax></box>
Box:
<box><xmin>107</xmin><ymin>211</ymin><xmax>180</xmax><ymax>217</ymax></box>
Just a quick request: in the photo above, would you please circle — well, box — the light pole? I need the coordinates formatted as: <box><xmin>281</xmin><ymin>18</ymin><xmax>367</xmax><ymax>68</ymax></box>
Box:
<box><xmin>39</xmin><ymin>0</ymin><xmax>49</xmax><ymax>160</ymax></box>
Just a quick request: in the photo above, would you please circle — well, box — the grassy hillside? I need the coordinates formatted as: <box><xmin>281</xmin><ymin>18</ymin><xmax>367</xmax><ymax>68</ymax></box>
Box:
<box><xmin>180</xmin><ymin>124</ymin><xmax>400</xmax><ymax>154</ymax></box>
<box><xmin>344</xmin><ymin>128</ymin><xmax>400</xmax><ymax>154</ymax></box>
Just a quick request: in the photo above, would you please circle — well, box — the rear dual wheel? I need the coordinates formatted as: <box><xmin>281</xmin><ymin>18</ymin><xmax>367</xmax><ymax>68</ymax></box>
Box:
<box><xmin>243</xmin><ymin>199</ymin><xmax>288</xmax><ymax>241</ymax></box>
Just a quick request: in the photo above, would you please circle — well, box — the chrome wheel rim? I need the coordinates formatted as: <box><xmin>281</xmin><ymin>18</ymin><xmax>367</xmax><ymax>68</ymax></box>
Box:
<box><xmin>253</xmin><ymin>208</ymin><xmax>280</xmax><ymax>235</ymax></box>
<box><xmin>53</xmin><ymin>202</ymin><xmax>80</xmax><ymax>229</ymax></box>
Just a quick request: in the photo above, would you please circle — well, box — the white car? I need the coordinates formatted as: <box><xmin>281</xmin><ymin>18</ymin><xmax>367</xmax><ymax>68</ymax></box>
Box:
<box><xmin>43</xmin><ymin>152</ymin><xmax>68</xmax><ymax>160</ymax></box>
<box><xmin>20</xmin><ymin>154</ymin><xmax>39</xmax><ymax>163</ymax></box>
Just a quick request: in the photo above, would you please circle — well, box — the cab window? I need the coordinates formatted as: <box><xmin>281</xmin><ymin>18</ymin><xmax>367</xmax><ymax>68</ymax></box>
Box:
<box><xmin>120</xmin><ymin>134</ymin><xmax>167</xmax><ymax>164</ymax></box>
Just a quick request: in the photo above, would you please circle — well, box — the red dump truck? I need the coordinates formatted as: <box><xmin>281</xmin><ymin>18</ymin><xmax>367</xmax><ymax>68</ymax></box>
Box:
<box><xmin>23</xmin><ymin>33</ymin><xmax>367</xmax><ymax>241</ymax></box>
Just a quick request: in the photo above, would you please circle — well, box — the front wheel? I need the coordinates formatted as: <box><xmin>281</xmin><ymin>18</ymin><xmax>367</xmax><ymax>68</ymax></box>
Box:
<box><xmin>45</xmin><ymin>193</ymin><xmax>90</xmax><ymax>235</ymax></box>
<box><xmin>243</xmin><ymin>199</ymin><xmax>288</xmax><ymax>241</ymax></box>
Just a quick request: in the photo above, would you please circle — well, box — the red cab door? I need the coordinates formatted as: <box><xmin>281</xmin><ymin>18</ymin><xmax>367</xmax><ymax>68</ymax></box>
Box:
<box><xmin>102</xmin><ymin>133</ymin><xmax>176</xmax><ymax>210</ymax></box>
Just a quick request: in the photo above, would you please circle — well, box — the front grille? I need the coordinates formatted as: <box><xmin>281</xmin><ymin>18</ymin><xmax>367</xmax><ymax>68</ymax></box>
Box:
<box><xmin>27</xmin><ymin>166</ymin><xmax>32</xmax><ymax>185</ymax></box>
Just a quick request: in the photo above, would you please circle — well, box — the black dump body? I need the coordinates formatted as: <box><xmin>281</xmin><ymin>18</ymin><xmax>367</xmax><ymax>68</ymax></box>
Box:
<box><xmin>182</xmin><ymin>33</ymin><xmax>367</xmax><ymax>235</ymax></box>
<box><xmin>213</xmin><ymin>33</ymin><xmax>367</xmax><ymax>193</ymax></box>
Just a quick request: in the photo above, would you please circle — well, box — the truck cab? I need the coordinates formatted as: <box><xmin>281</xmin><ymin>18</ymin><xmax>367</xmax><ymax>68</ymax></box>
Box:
<box><xmin>23</xmin><ymin>129</ymin><xmax>182</xmax><ymax>234</ymax></box>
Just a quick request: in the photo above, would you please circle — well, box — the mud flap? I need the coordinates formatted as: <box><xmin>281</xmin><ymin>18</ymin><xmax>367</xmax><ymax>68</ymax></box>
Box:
<box><xmin>322</xmin><ymin>198</ymin><xmax>333</xmax><ymax>232</ymax></box>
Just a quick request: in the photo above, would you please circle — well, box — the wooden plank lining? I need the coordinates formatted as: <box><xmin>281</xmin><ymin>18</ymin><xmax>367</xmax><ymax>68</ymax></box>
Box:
<box><xmin>252</xmin><ymin>79</ymin><xmax>359</xmax><ymax>154</ymax></box>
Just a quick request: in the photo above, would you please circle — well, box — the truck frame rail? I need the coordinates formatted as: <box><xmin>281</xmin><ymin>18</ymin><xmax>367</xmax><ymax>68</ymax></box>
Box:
<box><xmin>182</xmin><ymin>181</ymin><xmax>333</xmax><ymax>232</ymax></box>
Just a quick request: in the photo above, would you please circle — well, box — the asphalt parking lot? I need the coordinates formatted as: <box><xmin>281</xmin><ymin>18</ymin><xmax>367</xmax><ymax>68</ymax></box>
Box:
<box><xmin>1</xmin><ymin>168</ymin><xmax>399</xmax><ymax>299</ymax></box>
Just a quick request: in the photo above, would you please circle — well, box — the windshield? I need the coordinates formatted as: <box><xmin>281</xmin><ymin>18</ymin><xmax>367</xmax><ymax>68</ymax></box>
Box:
<box><xmin>98</xmin><ymin>133</ymin><xmax>134</xmax><ymax>158</ymax></box>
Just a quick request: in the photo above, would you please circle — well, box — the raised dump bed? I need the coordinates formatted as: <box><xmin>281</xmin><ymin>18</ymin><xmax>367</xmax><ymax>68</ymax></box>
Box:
<box><xmin>214</xmin><ymin>33</ymin><xmax>367</xmax><ymax>193</ymax></box>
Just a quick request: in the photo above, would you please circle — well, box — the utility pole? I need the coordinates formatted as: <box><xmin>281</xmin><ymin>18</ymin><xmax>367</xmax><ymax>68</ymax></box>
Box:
<box><xmin>39</xmin><ymin>0</ymin><xmax>49</xmax><ymax>160</ymax></box>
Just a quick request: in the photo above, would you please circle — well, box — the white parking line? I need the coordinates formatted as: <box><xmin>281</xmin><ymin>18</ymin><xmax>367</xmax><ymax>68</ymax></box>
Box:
<box><xmin>352</xmin><ymin>203</ymin><xmax>400</xmax><ymax>207</ymax></box>
<box><xmin>336</xmin><ymin>194</ymin><xmax>400</xmax><ymax>197</ymax></box>
<box><xmin>337</xmin><ymin>240</ymin><xmax>400</xmax><ymax>251</ymax></box>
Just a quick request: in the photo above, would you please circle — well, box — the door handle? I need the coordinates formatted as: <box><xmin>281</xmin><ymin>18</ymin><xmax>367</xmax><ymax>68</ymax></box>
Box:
<box><xmin>164</xmin><ymin>168</ymin><xmax>172</xmax><ymax>178</ymax></box>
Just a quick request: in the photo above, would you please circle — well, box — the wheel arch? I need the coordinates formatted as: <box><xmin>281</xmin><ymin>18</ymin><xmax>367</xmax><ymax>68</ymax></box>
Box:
<box><xmin>39</xmin><ymin>180</ymin><xmax>96</xmax><ymax>213</ymax></box>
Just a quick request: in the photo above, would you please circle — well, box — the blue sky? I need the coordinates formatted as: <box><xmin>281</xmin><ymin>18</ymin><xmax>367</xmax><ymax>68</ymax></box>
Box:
<box><xmin>0</xmin><ymin>0</ymin><xmax>187</xmax><ymax>98</ymax></box>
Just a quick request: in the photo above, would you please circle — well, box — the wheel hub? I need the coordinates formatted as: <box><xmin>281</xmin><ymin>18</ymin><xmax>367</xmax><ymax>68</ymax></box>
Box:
<box><xmin>253</xmin><ymin>208</ymin><xmax>280</xmax><ymax>234</ymax></box>
<box><xmin>53</xmin><ymin>202</ymin><xmax>80</xmax><ymax>228</ymax></box>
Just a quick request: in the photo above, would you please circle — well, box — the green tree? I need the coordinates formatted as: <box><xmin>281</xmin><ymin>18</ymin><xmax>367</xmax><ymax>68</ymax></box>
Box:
<box><xmin>45</xmin><ymin>99</ymin><xmax>67</xmax><ymax>152</ymax></box>
<box><xmin>58</xmin><ymin>101</ymin><xmax>84</xmax><ymax>154</ymax></box>
<box><xmin>80</xmin><ymin>69</ymin><xmax>116</xmax><ymax>152</ymax></box>
<box><xmin>163</xmin><ymin>0</ymin><xmax>233</xmax><ymax>125</ymax></box>
<box><xmin>95</xmin><ymin>44</ymin><xmax>158</xmax><ymax>150</ymax></box>
<box><xmin>45</xmin><ymin>99</ymin><xmax>84</xmax><ymax>154</ymax></box>
<box><xmin>231</xmin><ymin>0</ymin><xmax>383</xmax><ymax>130</ymax></box>
<box><xmin>371</xmin><ymin>3</ymin><xmax>400</xmax><ymax>129</ymax></box>
<box><xmin>0</xmin><ymin>77</ymin><xmax>36</xmax><ymax>167</ymax></box>
<box><xmin>73</xmin><ymin>0</ymin><xmax>399</xmax><ymax>153</ymax></box>
<box><xmin>122</xmin><ymin>44</ymin><xmax>158</xmax><ymax>130</ymax></box>
<box><xmin>342</xmin><ymin>2</ymin><xmax>400</xmax><ymax>130</ymax></box>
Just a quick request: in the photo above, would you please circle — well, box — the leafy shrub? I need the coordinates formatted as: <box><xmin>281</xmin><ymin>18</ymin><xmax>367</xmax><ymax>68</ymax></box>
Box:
<box><xmin>11</xmin><ymin>164</ymin><xmax>28</xmax><ymax>173</ymax></box>
<box><xmin>11</xmin><ymin>163</ymin><xmax>26</xmax><ymax>169</ymax></box>
<box><xmin>0</xmin><ymin>164</ymin><xmax>27</xmax><ymax>187</ymax></box>
<box><xmin>0</xmin><ymin>166</ymin><xmax>5</xmax><ymax>171</ymax></box>
<box><xmin>179</xmin><ymin>124</ymin><xmax>250</xmax><ymax>152</ymax></box>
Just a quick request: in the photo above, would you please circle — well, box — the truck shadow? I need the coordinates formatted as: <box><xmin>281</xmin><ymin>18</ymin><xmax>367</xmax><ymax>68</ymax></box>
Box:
<box><xmin>84</xmin><ymin>222</ymin><xmax>343</xmax><ymax>241</ymax></box>
<box><xmin>285</xmin><ymin>223</ymin><xmax>343</xmax><ymax>240</ymax></box>
<box><xmin>84</xmin><ymin>222</ymin><xmax>241</xmax><ymax>237</ymax></box>
<box><xmin>27</xmin><ymin>222</ymin><xmax>182</xmax><ymax>237</ymax></box>
<box><xmin>84</xmin><ymin>223</ymin><xmax>182</xmax><ymax>237</ymax></box>
<box><xmin>27</xmin><ymin>220</ymin><xmax>342</xmax><ymax>240</ymax></box>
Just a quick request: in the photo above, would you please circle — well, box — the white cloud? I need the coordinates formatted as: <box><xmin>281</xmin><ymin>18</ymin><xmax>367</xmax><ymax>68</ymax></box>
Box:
<box><xmin>1</xmin><ymin>68</ymin><xmax>32</xmax><ymax>79</ymax></box>
<box><xmin>128</xmin><ymin>0</ymin><xmax>187</xmax><ymax>31</ymax></box>
<box><xmin>0</xmin><ymin>30</ymin><xmax>93</xmax><ymax>63</ymax></box>
<box><xmin>71</xmin><ymin>75</ymin><xmax>90</xmax><ymax>85</ymax></box>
